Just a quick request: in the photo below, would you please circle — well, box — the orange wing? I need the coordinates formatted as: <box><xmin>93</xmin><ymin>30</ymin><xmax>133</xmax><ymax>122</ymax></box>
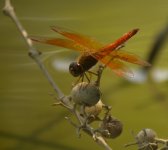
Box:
<box><xmin>30</xmin><ymin>26</ymin><xmax>103</xmax><ymax>53</ymax></box>
<box><xmin>110</xmin><ymin>51</ymin><xmax>150</xmax><ymax>66</ymax></box>
<box><xmin>51</xmin><ymin>26</ymin><xmax>103</xmax><ymax>52</ymax></box>
<box><xmin>96</xmin><ymin>51</ymin><xmax>150</xmax><ymax>77</ymax></box>
<box><xmin>30</xmin><ymin>37</ymin><xmax>88</xmax><ymax>52</ymax></box>
<box><xmin>100</xmin><ymin>55</ymin><xmax>133</xmax><ymax>77</ymax></box>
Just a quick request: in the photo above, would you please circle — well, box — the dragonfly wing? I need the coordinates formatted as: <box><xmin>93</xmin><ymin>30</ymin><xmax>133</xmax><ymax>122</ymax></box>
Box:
<box><xmin>51</xmin><ymin>26</ymin><xmax>103</xmax><ymax>51</ymax></box>
<box><xmin>31</xmin><ymin>37</ymin><xmax>88</xmax><ymax>52</ymax></box>
<box><xmin>98</xmin><ymin>55</ymin><xmax>133</xmax><ymax>77</ymax></box>
<box><xmin>111</xmin><ymin>51</ymin><xmax>151</xmax><ymax>66</ymax></box>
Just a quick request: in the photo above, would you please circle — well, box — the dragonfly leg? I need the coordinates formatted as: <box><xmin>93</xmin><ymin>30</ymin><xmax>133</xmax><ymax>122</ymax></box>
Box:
<box><xmin>87</xmin><ymin>70</ymin><xmax>98</xmax><ymax>76</ymax></box>
<box><xmin>72</xmin><ymin>75</ymin><xmax>83</xmax><ymax>86</ymax></box>
<box><xmin>84</xmin><ymin>73</ymin><xmax>90</xmax><ymax>83</ymax></box>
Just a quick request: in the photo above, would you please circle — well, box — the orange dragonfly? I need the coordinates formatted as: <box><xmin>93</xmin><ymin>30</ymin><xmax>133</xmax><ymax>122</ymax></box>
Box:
<box><xmin>31</xmin><ymin>26</ymin><xmax>150</xmax><ymax>78</ymax></box>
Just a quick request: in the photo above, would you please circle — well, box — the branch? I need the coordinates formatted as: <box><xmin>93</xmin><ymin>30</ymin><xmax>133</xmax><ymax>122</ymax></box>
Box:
<box><xmin>3</xmin><ymin>0</ymin><xmax>64</xmax><ymax>99</ymax></box>
<box><xmin>2</xmin><ymin>1</ymin><xmax>113</xmax><ymax>150</ymax></box>
<box><xmin>96</xmin><ymin>136</ymin><xmax>112</xmax><ymax>150</ymax></box>
<box><xmin>155</xmin><ymin>138</ymin><xmax>168</xmax><ymax>144</ymax></box>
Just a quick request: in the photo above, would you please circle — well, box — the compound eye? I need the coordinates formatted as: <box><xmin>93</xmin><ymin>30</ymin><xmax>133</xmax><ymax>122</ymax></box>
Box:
<box><xmin>69</xmin><ymin>62</ymin><xmax>82</xmax><ymax>77</ymax></box>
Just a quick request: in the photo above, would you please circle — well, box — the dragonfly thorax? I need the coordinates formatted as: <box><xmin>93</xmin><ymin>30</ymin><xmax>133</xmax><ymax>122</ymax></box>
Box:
<box><xmin>69</xmin><ymin>62</ymin><xmax>84</xmax><ymax>77</ymax></box>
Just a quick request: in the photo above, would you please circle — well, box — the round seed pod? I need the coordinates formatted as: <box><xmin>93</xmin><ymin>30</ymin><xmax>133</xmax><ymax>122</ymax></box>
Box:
<box><xmin>136</xmin><ymin>128</ymin><xmax>157</xmax><ymax>149</ymax></box>
<box><xmin>136</xmin><ymin>128</ymin><xmax>157</xmax><ymax>143</ymax></box>
<box><xmin>100</xmin><ymin>115</ymin><xmax>123</xmax><ymax>139</ymax></box>
<box><xmin>85</xmin><ymin>100</ymin><xmax>104</xmax><ymax>116</ymax></box>
<box><xmin>71</xmin><ymin>82</ymin><xmax>101</xmax><ymax>106</ymax></box>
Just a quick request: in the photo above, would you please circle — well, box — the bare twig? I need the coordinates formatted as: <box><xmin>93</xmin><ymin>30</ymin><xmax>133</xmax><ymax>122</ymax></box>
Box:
<box><xmin>124</xmin><ymin>142</ymin><xmax>138</xmax><ymax>147</ymax></box>
<box><xmin>2</xmin><ymin>1</ymin><xmax>112</xmax><ymax>150</ymax></box>
<box><xmin>96</xmin><ymin>136</ymin><xmax>112</xmax><ymax>150</ymax></box>
<box><xmin>95</xmin><ymin>65</ymin><xmax>105</xmax><ymax>87</ymax></box>
<box><xmin>3</xmin><ymin>0</ymin><xmax>64</xmax><ymax>100</ymax></box>
<box><xmin>155</xmin><ymin>138</ymin><xmax>168</xmax><ymax>145</ymax></box>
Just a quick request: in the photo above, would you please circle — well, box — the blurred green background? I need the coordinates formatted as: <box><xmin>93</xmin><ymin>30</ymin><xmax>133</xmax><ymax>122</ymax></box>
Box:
<box><xmin>0</xmin><ymin>0</ymin><xmax>168</xmax><ymax>150</ymax></box>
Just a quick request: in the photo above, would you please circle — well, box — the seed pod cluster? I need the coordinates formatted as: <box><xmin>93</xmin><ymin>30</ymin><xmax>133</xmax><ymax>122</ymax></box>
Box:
<box><xmin>71</xmin><ymin>82</ymin><xmax>101</xmax><ymax>106</ymax></box>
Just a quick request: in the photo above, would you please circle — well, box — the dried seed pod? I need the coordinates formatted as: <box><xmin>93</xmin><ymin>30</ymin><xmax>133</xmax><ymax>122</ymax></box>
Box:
<box><xmin>85</xmin><ymin>100</ymin><xmax>104</xmax><ymax>116</ymax></box>
<box><xmin>136</xmin><ymin>128</ymin><xmax>157</xmax><ymax>143</ymax></box>
<box><xmin>100</xmin><ymin>115</ymin><xmax>123</xmax><ymax>139</ymax></box>
<box><xmin>136</xmin><ymin>128</ymin><xmax>158</xmax><ymax>150</ymax></box>
<box><xmin>71</xmin><ymin>82</ymin><xmax>101</xmax><ymax>106</ymax></box>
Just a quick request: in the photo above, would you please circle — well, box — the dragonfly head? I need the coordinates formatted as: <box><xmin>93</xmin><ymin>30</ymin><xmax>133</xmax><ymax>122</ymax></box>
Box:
<box><xmin>69</xmin><ymin>62</ymin><xmax>83</xmax><ymax>77</ymax></box>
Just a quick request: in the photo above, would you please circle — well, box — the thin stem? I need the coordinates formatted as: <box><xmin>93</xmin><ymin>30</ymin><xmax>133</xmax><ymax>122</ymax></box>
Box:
<box><xmin>95</xmin><ymin>65</ymin><xmax>105</xmax><ymax>87</ymax></box>
<box><xmin>2</xmin><ymin>1</ymin><xmax>112</xmax><ymax>149</ymax></box>
<box><xmin>96</xmin><ymin>136</ymin><xmax>112</xmax><ymax>150</ymax></box>
<box><xmin>155</xmin><ymin>138</ymin><xmax>168</xmax><ymax>144</ymax></box>
<box><xmin>124</xmin><ymin>142</ymin><xmax>138</xmax><ymax>147</ymax></box>
<box><xmin>3</xmin><ymin>0</ymin><xmax>64</xmax><ymax>99</ymax></box>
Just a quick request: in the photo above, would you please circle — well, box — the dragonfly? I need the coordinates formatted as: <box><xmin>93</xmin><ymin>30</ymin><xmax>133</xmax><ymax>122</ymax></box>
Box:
<box><xmin>31</xmin><ymin>26</ymin><xmax>150</xmax><ymax>79</ymax></box>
